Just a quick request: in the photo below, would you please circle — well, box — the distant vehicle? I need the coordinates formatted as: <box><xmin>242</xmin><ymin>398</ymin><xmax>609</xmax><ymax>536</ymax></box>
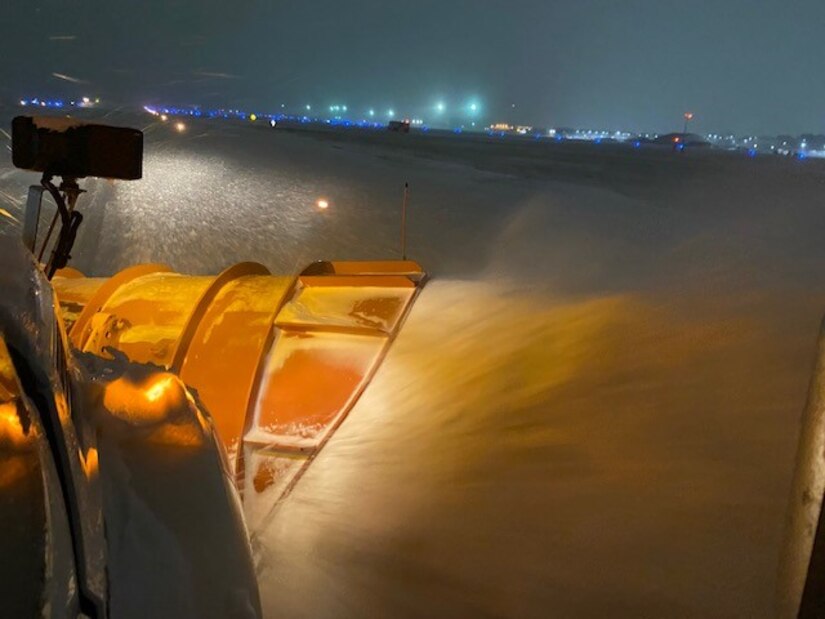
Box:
<box><xmin>388</xmin><ymin>120</ymin><xmax>410</xmax><ymax>134</ymax></box>
<box><xmin>653</xmin><ymin>133</ymin><xmax>710</xmax><ymax>147</ymax></box>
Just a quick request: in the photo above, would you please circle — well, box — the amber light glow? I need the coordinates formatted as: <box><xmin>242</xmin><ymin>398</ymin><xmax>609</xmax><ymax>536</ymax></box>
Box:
<box><xmin>0</xmin><ymin>402</ymin><xmax>27</xmax><ymax>448</ymax></box>
<box><xmin>0</xmin><ymin>338</ymin><xmax>38</xmax><ymax>488</ymax></box>
<box><xmin>102</xmin><ymin>372</ymin><xmax>206</xmax><ymax>447</ymax></box>
<box><xmin>145</xmin><ymin>376</ymin><xmax>176</xmax><ymax>403</ymax></box>
<box><xmin>103</xmin><ymin>373</ymin><xmax>184</xmax><ymax>423</ymax></box>
<box><xmin>80</xmin><ymin>447</ymin><xmax>99</xmax><ymax>478</ymax></box>
<box><xmin>0</xmin><ymin>338</ymin><xmax>27</xmax><ymax>449</ymax></box>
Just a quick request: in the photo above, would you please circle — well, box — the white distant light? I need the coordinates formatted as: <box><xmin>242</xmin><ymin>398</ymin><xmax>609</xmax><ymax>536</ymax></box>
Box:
<box><xmin>174</xmin><ymin>121</ymin><xmax>186</xmax><ymax>133</ymax></box>
<box><xmin>160</xmin><ymin>114</ymin><xmax>168</xmax><ymax>122</ymax></box>
<box><xmin>316</xmin><ymin>198</ymin><xmax>329</xmax><ymax>210</ymax></box>
<box><xmin>469</xmin><ymin>102</ymin><xmax>478</xmax><ymax>112</ymax></box>
<box><xmin>82</xmin><ymin>96</ymin><xmax>90</xmax><ymax>104</ymax></box>
<box><xmin>306</xmin><ymin>104</ymin><xmax>311</xmax><ymax>111</ymax></box>
<box><xmin>368</xmin><ymin>109</ymin><xmax>375</xmax><ymax>117</ymax></box>
<box><xmin>436</xmin><ymin>101</ymin><xmax>445</xmax><ymax>113</ymax></box>
<box><xmin>342</xmin><ymin>105</ymin><xmax>347</xmax><ymax>112</ymax></box>
<box><xmin>19</xmin><ymin>99</ymin><xmax>26</xmax><ymax>106</ymax></box>
<box><xmin>388</xmin><ymin>109</ymin><xmax>395</xmax><ymax>117</ymax></box>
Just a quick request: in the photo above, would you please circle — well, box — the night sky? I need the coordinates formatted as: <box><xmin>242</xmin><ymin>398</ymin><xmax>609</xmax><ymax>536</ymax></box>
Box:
<box><xmin>2</xmin><ymin>0</ymin><xmax>823</xmax><ymax>134</ymax></box>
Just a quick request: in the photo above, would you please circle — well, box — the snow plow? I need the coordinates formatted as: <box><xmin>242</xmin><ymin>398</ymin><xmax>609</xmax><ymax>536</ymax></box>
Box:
<box><xmin>52</xmin><ymin>258</ymin><xmax>426</xmax><ymax>525</ymax></box>
<box><xmin>1</xmin><ymin>115</ymin><xmax>426</xmax><ymax>617</ymax></box>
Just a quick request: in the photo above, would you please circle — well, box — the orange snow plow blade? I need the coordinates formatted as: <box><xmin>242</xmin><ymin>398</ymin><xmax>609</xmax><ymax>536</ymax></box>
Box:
<box><xmin>52</xmin><ymin>260</ymin><xmax>426</xmax><ymax>511</ymax></box>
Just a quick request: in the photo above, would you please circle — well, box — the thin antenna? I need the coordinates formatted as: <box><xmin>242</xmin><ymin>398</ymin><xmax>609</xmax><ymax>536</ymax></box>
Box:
<box><xmin>400</xmin><ymin>182</ymin><xmax>409</xmax><ymax>260</ymax></box>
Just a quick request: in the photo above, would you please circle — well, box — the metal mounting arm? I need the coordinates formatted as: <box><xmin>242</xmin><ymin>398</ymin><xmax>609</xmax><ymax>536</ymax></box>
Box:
<box><xmin>28</xmin><ymin>174</ymin><xmax>85</xmax><ymax>279</ymax></box>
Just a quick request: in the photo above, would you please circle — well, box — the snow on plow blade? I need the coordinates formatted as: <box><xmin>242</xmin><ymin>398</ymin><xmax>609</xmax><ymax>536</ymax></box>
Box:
<box><xmin>52</xmin><ymin>260</ymin><xmax>426</xmax><ymax>517</ymax></box>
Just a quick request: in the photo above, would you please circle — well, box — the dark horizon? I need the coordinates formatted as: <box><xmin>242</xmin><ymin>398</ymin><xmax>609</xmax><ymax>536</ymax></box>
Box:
<box><xmin>2</xmin><ymin>0</ymin><xmax>823</xmax><ymax>136</ymax></box>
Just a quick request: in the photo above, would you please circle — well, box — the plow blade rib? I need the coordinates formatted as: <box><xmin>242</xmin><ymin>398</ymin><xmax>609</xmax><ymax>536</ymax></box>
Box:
<box><xmin>176</xmin><ymin>269</ymin><xmax>293</xmax><ymax>454</ymax></box>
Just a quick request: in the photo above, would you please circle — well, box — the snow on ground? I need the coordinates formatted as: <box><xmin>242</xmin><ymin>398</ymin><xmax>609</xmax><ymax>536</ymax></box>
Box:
<box><xmin>2</xmin><ymin>110</ymin><xmax>825</xmax><ymax>617</ymax></box>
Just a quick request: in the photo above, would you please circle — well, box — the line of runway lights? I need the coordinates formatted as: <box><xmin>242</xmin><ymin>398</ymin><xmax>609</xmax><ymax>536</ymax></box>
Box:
<box><xmin>143</xmin><ymin>105</ymin><xmax>563</xmax><ymax>141</ymax></box>
<box><xmin>141</xmin><ymin>106</ymin><xmax>816</xmax><ymax>160</ymax></box>
<box><xmin>19</xmin><ymin>97</ymin><xmax>99</xmax><ymax>109</ymax></box>
<box><xmin>143</xmin><ymin>105</ymin><xmax>393</xmax><ymax>131</ymax></box>
<box><xmin>16</xmin><ymin>97</ymin><xmax>814</xmax><ymax>161</ymax></box>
